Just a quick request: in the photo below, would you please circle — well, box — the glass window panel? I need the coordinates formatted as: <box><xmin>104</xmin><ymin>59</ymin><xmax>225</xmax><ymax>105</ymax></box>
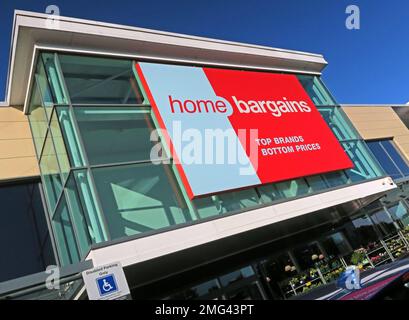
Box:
<box><xmin>321</xmin><ymin>232</ymin><xmax>351</xmax><ymax>257</ymax></box>
<box><xmin>370</xmin><ymin>208</ymin><xmax>397</xmax><ymax>237</ymax></box>
<box><xmin>74</xmin><ymin>107</ymin><xmax>157</xmax><ymax>165</ymax></box>
<box><xmin>367</xmin><ymin>141</ymin><xmax>402</xmax><ymax>179</ymax></box>
<box><xmin>380</xmin><ymin>140</ymin><xmax>409</xmax><ymax>177</ymax></box>
<box><xmin>219</xmin><ymin>267</ymin><xmax>255</xmax><ymax>287</ymax></box>
<box><xmin>52</xmin><ymin>195</ymin><xmax>79</xmax><ymax>266</ymax></box>
<box><xmin>262</xmin><ymin>252</ymin><xmax>295</xmax><ymax>284</ymax></box>
<box><xmin>92</xmin><ymin>163</ymin><xmax>194</xmax><ymax>239</ymax></box>
<box><xmin>322</xmin><ymin>171</ymin><xmax>349</xmax><ymax>188</ymax></box>
<box><xmin>224</xmin><ymin>283</ymin><xmax>263</xmax><ymax>300</ymax></box>
<box><xmin>275</xmin><ymin>178</ymin><xmax>310</xmax><ymax>198</ymax></box>
<box><xmin>388</xmin><ymin>202</ymin><xmax>408</xmax><ymax>220</ymax></box>
<box><xmin>41</xmin><ymin>52</ymin><xmax>69</xmax><ymax>104</ymax></box>
<box><xmin>65</xmin><ymin>173</ymin><xmax>93</xmax><ymax>256</ymax></box>
<box><xmin>36</xmin><ymin>55</ymin><xmax>54</xmax><ymax>118</ymax></box>
<box><xmin>297</xmin><ymin>75</ymin><xmax>336</xmax><ymax>106</ymax></box>
<box><xmin>58</xmin><ymin>54</ymin><xmax>144</xmax><ymax>104</ymax></box>
<box><xmin>305</xmin><ymin>175</ymin><xmax>327</xmax><ymax>192</ymax></box>
<box><xmin>28</xmin><ymin>79</ymin><xmax>48</xmax><ymax>156</ymax></box>
<box><xmin>240</xmin><ymin>266</ymin><xmax>256</xmax><ymax>278</ymax></box>
<box><xmin>40</xmin><ymin>131</ymin><xmax>63</xmax><ymax>212</ymax></box>
<box><xmin>193</xmin><ymin>195</ymin><xmax>223</xmax><ymax>219</ymax></box>
<box><xmin>292</xmin><ymin>242</ymin><xmax>323</xmax><ymax>270</ymax></box>
<box><xmin>72</xmin><ymin>170</ymin><xmax>108</xmax><ymax>243</ymax></box>
<box><xmin>218</xmin><ymin>189</ymin><xmax>260</xmax><ymax>212</ymax></box>
<box><xmin>257</xmin><ymin>183</ymin><xmax>285</xmax><ymax>203</ymax></box>
<box><xmin>50</xmin><ymin>109</ymin><xmax>70</xmax><ymax>182</ymax></box>
<box><xmin>193</xmin><ymin>188</ymin><xmax>260</xmax><ymax>219</ymax></box>
<box><xmin>55</xmin><ymin>106</ymin><xmax>86</xmax><ymax>167</ymax></box>
<box><xmin>344</xmin><ymin>214</ymin><xmax>379</xmax><ymax>248</ymax></box>
<box><xmin>388</xmin><ymin>202</ymin><xmax>409</xmax><ymax>227</ymax></box>
<box><xmin>318</xmin><ymin>106</ymin><xmax>359</xmax><ymax>141</ymax></box>
<box><xmin>343</xmin><ymin>140</ymin><xmax>384</xmax><ymax>182</ymax></box>
<box><xmin>190</xmin><ymin>279</ymin><xmax>221</xmax><ymax>298</ymax></box>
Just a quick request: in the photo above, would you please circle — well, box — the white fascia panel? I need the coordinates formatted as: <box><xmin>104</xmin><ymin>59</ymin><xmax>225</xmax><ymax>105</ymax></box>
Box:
<box><xmin>86</xmin><ymin>177</ymin><xmax>396</xmax><ymax>268</ymax></box>
<box><xmin>13</xmin><ymin>10</ymin><xmax>325</xmax><ymax>64</ymax></box>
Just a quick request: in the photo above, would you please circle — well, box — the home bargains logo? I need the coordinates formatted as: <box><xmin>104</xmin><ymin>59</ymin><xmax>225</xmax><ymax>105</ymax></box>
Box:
<box><xmin>135</xmin><ymin>63</ymin><xmax>353</xmax><ymax>199</ymax></box>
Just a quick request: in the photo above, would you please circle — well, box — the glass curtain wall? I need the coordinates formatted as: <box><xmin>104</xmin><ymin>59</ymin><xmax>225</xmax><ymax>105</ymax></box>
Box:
<box><xmin>367</xmin><ymin>139</ymin><xmax>409</xmax><ymax>180</ymax></box>
<box><xmin>28</xmin><ymin>51</ymin><xmax>385</xmax><ymax>266</ymax></box>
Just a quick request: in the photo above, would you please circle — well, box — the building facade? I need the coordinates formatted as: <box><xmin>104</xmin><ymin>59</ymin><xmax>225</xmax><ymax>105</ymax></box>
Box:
<box><xmin>1</xmin><ymin>11</ymin><xmax>408</xmax><ymax>300</ymax></box>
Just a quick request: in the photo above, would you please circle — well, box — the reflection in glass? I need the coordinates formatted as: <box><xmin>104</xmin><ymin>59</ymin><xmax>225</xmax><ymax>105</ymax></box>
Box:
<box><xmin>189</xmin><ymin>279</ymin><xmax>221</xmax><ymax>298</ymax></box>
<box><xmin>321</xmin><ymin>232</ymin><xmax>351</xmax><ymax>257</ymax></box>
<box><xmin>318</xmin><ymin>107</ymin><xmax>359</xmax><ymax>141</ymax></box>
<box><xmin>343</xmin><ymin>215</ymin><xmax>379</xmax><ymax>248</ymax></box>
<box><xmin>291</xmin><ymin>242</ymin><xmax>323</xmax><ymax>270</ymax></box>
<box><xmin>219</xmin><ymin>266</ymin><xmax>255</xmax><ymax>287</ymax></box>
<box><xmin>40</xmin><ymin>131</ymin><xmax>63</xmax><ymax>212</ymax></box>
<box><xmin>370</xmin><ymin>208</ymin><xmax>398</xmax><ymax>237</ymax></box>
<box><xmin>65</xmin><ymin>172</ymin><xmax>93</xmax><ymax>257</ymax></box>
<box><xmin>257</xmin><ymin>183</ymin><xmax>285</xmax><ymax>203</ymax></box>
<box><xmin>35</xmin><ymin>55</ymin><xmax>55</xmax><ymax>118</ymax></box>
<box><xmin>53</xmin><ymin>195</ymin><xmax>79</xmax><ymax>266</ymax></box>
<box><xmin>367</xmin><ymin>139</ymin><xmax>409</xmax><ymax>180</ymax></box>
<box><xmin>28</xmin><ymin>79</ymin><xmax>48</xmax><ymax>156</ymax></box>
<box><xmin>58</xmin><ymin>54</ymin><xmax>145</xmax><ymax>104</ymax></box>
<box><xmin>367</xmin><ymin>140</ymin><xmax>402</xmax><ymax>180</ymax></box>
<box><xmin>342</xmin><ymin>140</ymin><xmax>383</xmax><ymax>182</ymax></box>
<box><xmin>297</xmin><ymin>75</ymin><xmax>335</xmax><ymax>106</ymax></box>
<box><xmin>72</xmin><ymin>170</ymin><xmax>108</xmax><ymax>243</ymax></box>
<box><xmin>50</xmin><ymin>109</ymin><xmax>70</xmax><ymax>182</ymax></box>
<box><xmin>193</xmin><ymin>188</ymin><xmax>260</xmax><ymax>219</ymax></box>
<box><xmin>275</xmin><ymin>179</ymin><xmax>310</xmax><ymax>198</ymax></box>
<box><xmin>55</xmin><ymin>106</ymin><xmax>86</xmax><ymax>167</ymax></box>
<box><xmin>388</xmin><ymin>202</ymin><xmax>409</xmax><ymax>227</ymax></box>
<box><xmin>92</xmin><ymin>163</ymin><xmax>194</xmax><ymax>239</ymax></box>
<box><xmin>42</xmin><ymin>52</ymin><xmax>69</xmax><ymax>104</ymax></box>
<box><xmin>74</xmin><ymin>107</ymin><xmax>156</xmax><ymax>165</ymax></box>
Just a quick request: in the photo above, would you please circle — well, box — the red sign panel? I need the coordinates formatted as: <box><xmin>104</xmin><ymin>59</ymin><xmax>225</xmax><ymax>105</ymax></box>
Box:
<box><xmin>137</xmin><ymin>63</ymin><xmax>354</xmax><ymax>198</ymax></box>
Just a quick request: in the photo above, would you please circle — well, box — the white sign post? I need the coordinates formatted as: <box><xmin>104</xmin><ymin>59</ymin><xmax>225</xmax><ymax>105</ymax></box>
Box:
<box><xmin>82</xmin><ymin>262</ymin><xmax>131</xmax><ymax>300</ymax></box>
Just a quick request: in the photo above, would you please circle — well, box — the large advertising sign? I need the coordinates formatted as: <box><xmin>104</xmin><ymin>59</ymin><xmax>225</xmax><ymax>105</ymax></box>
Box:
<box><xmin>135</xmin><ymin>62</ymin><xmax>353</xmax><ymax>199</ymax></box>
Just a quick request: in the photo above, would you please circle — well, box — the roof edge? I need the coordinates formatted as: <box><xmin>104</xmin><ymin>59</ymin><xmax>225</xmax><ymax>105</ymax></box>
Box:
<box><xmin>13</xmin><ymin>9</ymin><xmax>326</xmax><ymax>60</ymax></box>
<box><xmin>10</xmin><ymin>9</ymin><xmax>329</xmax><ymax>110</ymax></box>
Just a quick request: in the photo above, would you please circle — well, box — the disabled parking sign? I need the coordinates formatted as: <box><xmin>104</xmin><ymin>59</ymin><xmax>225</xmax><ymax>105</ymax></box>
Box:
<box><xmin>82</xmin><ymin>262</ymin><xmax>130</xmax><ymax>300</ymax></box>
<box><xmin>96</xmin><ymin>274</ymin><xmax>118</xmax><ymax>296</ymax></box>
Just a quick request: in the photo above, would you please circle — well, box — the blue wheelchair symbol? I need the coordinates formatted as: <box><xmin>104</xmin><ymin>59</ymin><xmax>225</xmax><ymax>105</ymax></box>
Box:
<box><xmin>96</xmin><ymin>274</ymin><xmax>118</xmax><ymax>296</ymax></box>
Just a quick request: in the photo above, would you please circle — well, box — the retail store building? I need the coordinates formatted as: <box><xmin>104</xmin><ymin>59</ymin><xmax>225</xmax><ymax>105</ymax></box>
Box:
<box><xmin>1</xmin><ymin>11</ymin><xmax>409</xmax><ymax>300</ymax></box>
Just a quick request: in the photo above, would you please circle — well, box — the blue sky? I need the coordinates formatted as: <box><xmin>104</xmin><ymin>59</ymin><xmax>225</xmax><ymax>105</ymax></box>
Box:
<box><xmin>0</xmin><ymin>0</ymin><xmax>408</xmax><ymax>104</ymax></box>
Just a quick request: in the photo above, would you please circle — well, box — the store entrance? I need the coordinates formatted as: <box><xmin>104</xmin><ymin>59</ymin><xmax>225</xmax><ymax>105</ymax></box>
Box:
<box><xmin>163</xmin><ymin>266</ymin><xmax>267</xmax><ymax>300</ymax></box>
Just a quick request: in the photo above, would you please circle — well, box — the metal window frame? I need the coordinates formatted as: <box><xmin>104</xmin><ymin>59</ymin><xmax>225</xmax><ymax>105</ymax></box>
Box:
<box><xmin>367</xmin><ymin>139</ymin><xmax>408</xmax><ymax>179</ymax></box>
